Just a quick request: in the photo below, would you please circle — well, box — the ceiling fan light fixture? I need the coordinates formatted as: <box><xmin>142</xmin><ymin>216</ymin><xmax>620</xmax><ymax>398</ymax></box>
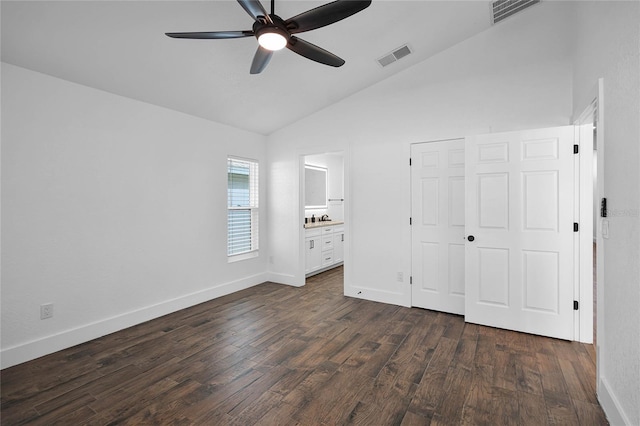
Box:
<box><xmin>257</xmin><ymin>27</ymin><xmax>288</xmax><ymax>51</ymax></box>
<box><xmin>167</xmin><ymin>0</ymin><xmax>373</xmax><ymax>73</ymax></box>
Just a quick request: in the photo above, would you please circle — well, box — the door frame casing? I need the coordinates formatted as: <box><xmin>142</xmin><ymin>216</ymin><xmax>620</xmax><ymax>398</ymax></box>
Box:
<box><xmin>298</xmin><ymin>149</ymin><xmax>350</xmax><ymax>290</ymax></box>
<box><xmin>575</xmin><ymin>108</ymin><xmax>595</xmax><ymax>344</ymax></box>
<box><xmin>571</xmin><ymin>78</ymin><xmax>605</xmax><ymax>350</ymax></box>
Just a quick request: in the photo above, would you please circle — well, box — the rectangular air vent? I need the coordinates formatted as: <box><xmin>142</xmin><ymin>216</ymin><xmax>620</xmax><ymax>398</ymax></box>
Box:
<box><xmin>377</xmin><ymin>44</ymin><xmax>412</xmax><ymax>68</ymax></box>
<box><xmin>492</xmin><ymin>0</ymin><xmax>540</xmax><ymax>24</ymax></box>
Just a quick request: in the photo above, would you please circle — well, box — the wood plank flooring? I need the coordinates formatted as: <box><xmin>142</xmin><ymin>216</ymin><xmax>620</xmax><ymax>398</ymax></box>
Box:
<box><xmin>1</xmin><ymin>266</ymin><xmax>608</xmax><ymax>425</ymax></box>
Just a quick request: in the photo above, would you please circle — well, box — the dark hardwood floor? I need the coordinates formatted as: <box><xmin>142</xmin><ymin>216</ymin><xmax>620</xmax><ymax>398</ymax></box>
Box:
<box><xmin>1</xmin><ymin>266</ymin><xmax>608</xmax><ymax>425</ymax></box>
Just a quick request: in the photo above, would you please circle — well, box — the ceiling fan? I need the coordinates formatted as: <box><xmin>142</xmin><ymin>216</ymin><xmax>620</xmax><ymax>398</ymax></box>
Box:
<box><xmin>166</xmin><ymin>0</ymin><xmax>372</xmax><ymax>74</ymax></box>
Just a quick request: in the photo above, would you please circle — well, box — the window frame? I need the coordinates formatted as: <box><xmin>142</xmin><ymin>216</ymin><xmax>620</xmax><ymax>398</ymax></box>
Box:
<box><xmin>227</xmin><ymin>156</ymin><xmax>259</xmax><ymax>262</ymax></box>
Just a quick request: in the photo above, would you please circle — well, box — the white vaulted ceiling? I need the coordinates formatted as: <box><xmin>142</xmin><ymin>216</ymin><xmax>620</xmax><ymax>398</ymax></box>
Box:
<box><xmin>1</xmin><ymin>1</ymin><xmax>493</xmax><ymax>135</ymax></box>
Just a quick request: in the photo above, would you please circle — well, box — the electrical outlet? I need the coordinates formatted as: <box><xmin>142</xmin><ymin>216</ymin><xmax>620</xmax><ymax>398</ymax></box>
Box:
<box><xmin>40</xmin><ymin>303</ymin><xmax>53</xmax><ymax>320</ymax></box>
<box><xmin>397</xmin><ymin>272</ymin><xmax>404</xmax><ymax>282</ymax></box>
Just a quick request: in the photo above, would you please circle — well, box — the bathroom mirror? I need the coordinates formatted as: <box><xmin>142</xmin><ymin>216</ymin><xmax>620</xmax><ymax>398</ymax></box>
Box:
<box><xmin>305</xmin><ymin>165</ymin><xmax>327</xmax><ymax>209</ymax></box>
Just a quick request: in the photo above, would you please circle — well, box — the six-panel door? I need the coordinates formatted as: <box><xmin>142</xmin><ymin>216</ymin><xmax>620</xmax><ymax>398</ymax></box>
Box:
<box><xmin>411</xmin><ymin>140</ymin><xmax>466</xmax><ymax>315</ymax></box>
<box><xmin>464</xmin><ymin>126</ymin><xmax>575</xmax><ymax>340</ymax></box>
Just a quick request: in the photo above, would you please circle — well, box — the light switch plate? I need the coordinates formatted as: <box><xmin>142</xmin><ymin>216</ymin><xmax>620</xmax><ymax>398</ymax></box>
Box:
<box><xmin>602</xmin><ymin>219</ymin><xmax>609</xmax><ymax>239</ymax></box>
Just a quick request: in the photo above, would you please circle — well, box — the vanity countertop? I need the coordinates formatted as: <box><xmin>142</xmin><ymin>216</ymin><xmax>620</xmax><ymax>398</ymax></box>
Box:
<box><xmin>304</xmin><ymin>220</ymin><xmax>344</xmax><ymax>229</ymax></box>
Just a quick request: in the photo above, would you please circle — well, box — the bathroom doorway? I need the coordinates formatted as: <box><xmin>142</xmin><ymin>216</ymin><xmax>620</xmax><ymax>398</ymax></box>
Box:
<box><xmin>302</xmin><ymin>152</ymin><xmax>345</xmax><ymax>285</ymax></box>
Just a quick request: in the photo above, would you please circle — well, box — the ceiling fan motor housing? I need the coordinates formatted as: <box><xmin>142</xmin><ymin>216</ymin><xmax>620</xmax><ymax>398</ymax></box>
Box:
<box><xmin>253</xmin><ymin>16</ymin><xmax>290</xmax><ymax>44</ymax></box>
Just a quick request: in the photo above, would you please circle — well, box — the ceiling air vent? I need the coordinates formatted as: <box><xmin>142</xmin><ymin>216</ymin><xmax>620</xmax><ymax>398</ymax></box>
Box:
<box><xmin>492</xmin><ymin>0</ymin><xmax>540</xmax><ymax>24</ymax></box>
<box><xmin>377</xmin><ymin>44</ymin><xmax>412</xmax><ymax>68</ymax></box>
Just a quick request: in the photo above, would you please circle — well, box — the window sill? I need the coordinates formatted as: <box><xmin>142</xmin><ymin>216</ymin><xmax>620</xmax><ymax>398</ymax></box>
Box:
<box><xmin>228</xmin><ymin>250</ymin><xmax>259</xmax><ymax>263</ymax></box>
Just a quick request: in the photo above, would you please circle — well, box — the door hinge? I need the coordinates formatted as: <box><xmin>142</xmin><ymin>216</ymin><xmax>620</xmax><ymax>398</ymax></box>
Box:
<box><xmin>410</xmin><ymin>276</ymin><xmax>413</xmax><ymax>285</ymax></box>
<box><xmin>573</xmin><ymin>222</ymin><xmax>579</xmax><ymax>232</ymax></box>
<box><xmin>574</xmin><ymin>144</ymin><xmax>579</xmax><ymax>154</ymax></box>
<box><xmin>574</xmin><ymin>300</ymin><xmax>579</xmax><ymax>310</ymax></box>
<box><xmin>409</xmin><ymin>158</ymin><xmax>412</xmax><ymax>166</ymax></box>
<box><xmin>410</xmin><ymin>217</ymin><xmax>412</xmax><ymax>226</ymax></box>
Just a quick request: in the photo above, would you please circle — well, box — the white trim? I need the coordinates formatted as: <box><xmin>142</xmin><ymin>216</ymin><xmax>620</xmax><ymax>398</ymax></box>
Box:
<box><xmin>574</xmin><ymin>79</ymin><xmax>607</xmax><ymax>415</ymax></box>
<box><xmin>0</xmin><ymin>272</ymin><xmax>268</xmax><ymax>369</ymax></box>
<box><xmin>344</xmin><ymin>285</ymin><xmax>410</xmax><ymax>308</ymax></box>
<box><xmin>576</xmin><ymin>109</ymin><xmax>596</xmax><ymax>343</ymax></box>
<box><xmin>598</xmin><ymin>377</ymin><xmax>631</xmax><ymax>426</ymax></box>
<box><xmin>573</xmin><ymin>125</ymin><xmax>582</xmax><ymax>341</ymax></box>
<box><xmin>227</xmin><ymin>249</ymin><xmax>259</xmax><ymax>263</ymax></box>
<box><xmin>595</xmin><ymin>78</ymin><xmax>606</xmax><ymax>395</ymax></box>
<box><xmin>343</xmin><ymin>147</ymin><xmax>353</xmax><ymax>299</ymax></box>
<box><xmin>298</xmin><ymin>154</ymin><xmax>308</xmax><ymax>287</ymax></box>
<box><xmin>267</xmin><ymin>272</ymin><xmax>300</xmax><ymax>287</ymax></box>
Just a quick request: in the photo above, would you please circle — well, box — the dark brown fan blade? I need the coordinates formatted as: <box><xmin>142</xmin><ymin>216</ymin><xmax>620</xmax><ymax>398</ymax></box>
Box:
<box><xmin>165</xmin><ymin>31</ymin><xmax>253</xmax><ymax>39</ymax></box>
<box><xmin>237</xmin><ymin>0</ymin><xmax>272</xmax><ymax>23</ymax></box>
<box><xmin>250</xmin><ymin>46</ymin><xmax>273</xmax><ymax>74</ymax></box>
<box><xmin>285</xmin><ymin>0</ymin><xmax>371</xmax><ymax>34</ymax></box>
<box><xmin>286</xmin><ymin>36</ymin><xmax>345</xmax><ymax>67</ymax></box>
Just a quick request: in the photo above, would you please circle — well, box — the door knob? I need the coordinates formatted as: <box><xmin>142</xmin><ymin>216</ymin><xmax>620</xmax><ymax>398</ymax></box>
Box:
<box><xmin>467</xmin><ymin>235</ymin><xmax>475</xmax><ymax>242</ymax></box>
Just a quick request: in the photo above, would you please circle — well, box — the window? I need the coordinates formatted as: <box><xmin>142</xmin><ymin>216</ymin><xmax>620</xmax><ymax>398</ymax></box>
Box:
<box><xmin>227</xmin><ymin>157</ymin><xmax>259</xmax><ymax>259</ymax></box>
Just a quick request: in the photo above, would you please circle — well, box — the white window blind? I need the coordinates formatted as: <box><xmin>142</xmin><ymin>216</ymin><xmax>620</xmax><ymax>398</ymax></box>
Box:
<box><xmin>227</xmin><ymin>157</ymin><xmax>259</xmax><ymax>257</ymax></box>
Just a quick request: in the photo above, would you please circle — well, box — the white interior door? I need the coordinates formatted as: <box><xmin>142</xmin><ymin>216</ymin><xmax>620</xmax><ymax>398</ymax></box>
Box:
<box><xmin>411</xmin><ymin>140</ymin><xmax>465</xmax><ymax>315</ymax></box>
<box><xmin>465</xmin><ymin>126</ymin><xmax>575</xmax><ymax>340</ymax></box>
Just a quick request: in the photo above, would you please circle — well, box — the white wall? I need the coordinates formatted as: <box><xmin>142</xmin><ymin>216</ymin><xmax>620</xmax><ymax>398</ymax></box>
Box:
<box><xmin>268</xmin><ymin>1</ymin><xmax>574</xmax><ymax>300</ymax></box>
<box><xmin>4</xmin><ymin>5</ymin><xmax>637</xmax><ymax>423</ymax></box>
<box><xmin>1</xmin><ymin>63</ymin><xmax>268</xmax><ymax>368</ymax></box>
<box><xmin>571</xmin><ymin>2</ymin><xmax>640</xmax><ymax>424</ymax></box>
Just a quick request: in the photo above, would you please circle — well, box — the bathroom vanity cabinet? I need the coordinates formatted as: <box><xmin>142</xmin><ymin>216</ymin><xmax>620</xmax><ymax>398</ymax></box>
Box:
<box><xmin>304</xmin><ymin>222</ymin><xmax>344</xmax><ymax>275</ymax></box>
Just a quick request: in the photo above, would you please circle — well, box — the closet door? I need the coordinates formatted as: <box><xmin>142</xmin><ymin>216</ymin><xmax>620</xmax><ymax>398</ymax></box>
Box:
<box><xmin>464</xmin><ymin>126</ymin><xmax>575</xmax><ymax>340</ymax></box>
<box><xmin>411</xmin><ymin>140</ymin><xmax>465</xmax><ymax>315</ymax></box>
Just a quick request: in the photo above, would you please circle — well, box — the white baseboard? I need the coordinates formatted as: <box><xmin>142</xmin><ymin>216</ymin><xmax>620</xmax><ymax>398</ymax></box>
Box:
<box><xmin>1</xmin><ymin>273</ymin><xmax>268</xmax><ymax>369</ymax></box>
<box><xmin>344</xmin><ymin>284</ymin><xmax>410</xmax><ymax>308</ymax></box>
<box><xmin>267</xmin><ymin>271</ymin><xmax>303</xmax><ymax>287</ymax></box>
<box><xmin>598</xmin><ymin>377</ymin><xmax>632</xmax><ymax>425</ymax></box>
